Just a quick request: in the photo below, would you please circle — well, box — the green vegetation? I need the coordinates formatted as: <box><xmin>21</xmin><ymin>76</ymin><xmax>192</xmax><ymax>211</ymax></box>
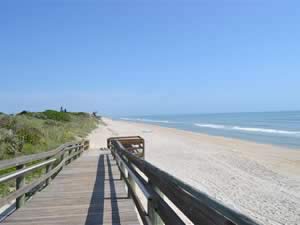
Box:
<box><xmin>41</xmin><ymin>110</ymin><xmax>71</xmax><ymax>121</ymax></box>
<box><xmin>0</xmin><ymin>110</ymin><xmax>98</xmax><ymax>160</ymax></box>
<box><xmin>0</xmin><ymin>110</ymin><xmax>99</xmax><ymax>196</ymax></box>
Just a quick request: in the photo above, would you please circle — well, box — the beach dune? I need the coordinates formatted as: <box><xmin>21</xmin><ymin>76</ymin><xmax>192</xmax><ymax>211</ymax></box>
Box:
<box><xmin>88</xmin><ymin>118</ymin><xmax>300</xmax><ymax>225</ymax></box>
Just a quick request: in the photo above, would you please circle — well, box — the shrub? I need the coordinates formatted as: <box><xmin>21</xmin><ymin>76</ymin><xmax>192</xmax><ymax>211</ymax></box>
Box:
<box><xmin>0</xmin><ymin>117</ymin><xmax>9</xmax><ymax>128</ymax></box>
<box><xmin>0</xmin><ymin>116</ymin><xmax>17</xmax><ymax>130</ymax></box>
<box><xmin>70</xmin><ymin>112</ymin><xmax>90</xmax><ymax>117</ymax></box>
<box><xmin>43</xmin><ymin>120</ymin><xmax>58</xmax><ymax>126</ymax></box>
<box><xmin>16</xmin><ymin>126</ymin><xmax>43</xmax><ymax>145</ymax></box>
<box><xmin>42</xmin><ymin>110</ymin><xmax>71</xmax><ymax>122</ymax></box>
<box><xmin>17</xmin><ymin>110</ymin><xmax>29</xmax><ymax>115</ymax></box>
<box><xmin>30</xmin><ymin>112</ymin><xmax>47</xmax><ymax>120</ymax></box>
<box><xmin>0</xmin><ymin>129</ymin><xmax>23</xmax><ymax>157</ymax></box>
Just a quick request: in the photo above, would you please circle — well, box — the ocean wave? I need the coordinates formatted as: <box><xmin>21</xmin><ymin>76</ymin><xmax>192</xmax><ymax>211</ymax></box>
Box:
<box><xmin>194</xmin><ymin>123</ymin><xmax>300</xmax><ymax>136</ymax></box>
<box><xmin>120</xmin><ymin>118</ymin><xmax>172</xmax><ymax>124</ymax></box>
<box><xmin>232</xmin><ymin>126</ymin><xmax>300</xmax><ymax>135</ymax></box>
<box><xmin>194</xmin><ymin>123</ymin><xmax>226</xmax><ymax>129</ymax></box>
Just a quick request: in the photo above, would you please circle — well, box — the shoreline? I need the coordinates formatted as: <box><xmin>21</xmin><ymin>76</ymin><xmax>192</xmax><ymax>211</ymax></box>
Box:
<box><xmin>118</xmin><ymin>119</ymin><xmax>300</xmax><ymax>177</ymax></box>
<box><xmin>119</xmin><ymin>118</ymin><xmax>300</xmax><ymax>150</ymax></box>
<box><xmin>89</xmin><ymin>117</ymin><xmax>300</xmax><ymax>225</ymax></box>
<box><xmin>118</xmin><ymin>118</ymin><xmax>300</xmax><ymax>150</ymax></box>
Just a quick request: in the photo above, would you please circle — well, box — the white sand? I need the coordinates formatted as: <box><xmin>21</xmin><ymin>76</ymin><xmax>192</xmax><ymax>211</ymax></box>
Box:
<box><xmin>88</xmin><ymin>118</ymin><xmax>300</xmax><ymax>225</ymax></box>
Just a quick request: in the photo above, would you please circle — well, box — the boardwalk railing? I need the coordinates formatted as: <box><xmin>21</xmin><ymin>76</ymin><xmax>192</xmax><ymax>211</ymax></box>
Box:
<box><xmin>0</xmin><ymin>140</ymin><xmax>89</xmax><ymax>210</ymax></box>
<box><xmin>108</xmin><ymin>136</ymin><xmax>145</xmax><ymax>158</ymax></box>
<box><xmin>108</xmin><ymin>137</ymin><xmax>258</xmax><ymax>225</ymax></box>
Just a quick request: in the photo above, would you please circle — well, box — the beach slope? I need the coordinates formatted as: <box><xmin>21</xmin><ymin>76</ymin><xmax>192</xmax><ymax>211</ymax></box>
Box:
<box><xmin>88</xmin><ymin>118</ymin><xmax>300</xmax><ymax>225</ymax></box>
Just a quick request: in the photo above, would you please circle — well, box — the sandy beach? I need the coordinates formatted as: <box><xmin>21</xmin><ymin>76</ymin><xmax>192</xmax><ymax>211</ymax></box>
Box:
<box><xmin>88</xmin><ymin>118</ymin><xmax>300</xmax><ymax>225</ymax></box>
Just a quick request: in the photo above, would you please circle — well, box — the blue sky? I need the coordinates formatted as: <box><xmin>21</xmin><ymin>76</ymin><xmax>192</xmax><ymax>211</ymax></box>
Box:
<box><xmin>0</xmin><ymin>1</ymin><xmax>300</xmax><ymax>116</ymax></box>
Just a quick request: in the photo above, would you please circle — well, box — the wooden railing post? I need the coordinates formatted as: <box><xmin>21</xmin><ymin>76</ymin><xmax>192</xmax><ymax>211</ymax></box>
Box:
<box><xmin>85</xmin><ymin>140</ymin><xmax>90</xmax><ymax>150</ymax></box>
<box><xmin>67</xmin><ymin>147</ymin><xmax>72</xmax><ymax>164</ymax></box>
<box><xmin>127</xmin><ymin>165</ymin><xmax>134</xmax><ymax>199</ymax></box>
<box><xmin>118</xmin><ymin>155</ymin><xmax>132</xmax><ymax>198</ymax></box>
<box><xmin>45</xmin><ymin>157</ymin><xmax>54</xmax><ymax>186</ymax></box>
<box><xmin>16</xmin><ymin>165</ymin><xmax>25</xmax><ymax>209</ymax></box>
<box><xmin>147</xmin><ymin>181</ymin><xmax>164</xmax><ymax>225</ymax></box>
<box><xmin>78</xmin><ymin>143</ymin><xmax>82</xmax><ymax>157</ymax></box>
<box><xmin>76</xmin><ymin>144</ymin><xmax>80</xmax><ymax>159</ymax></box>
<box><xmin>60</xmin><ymin>150</ymin><xmax>65</xmax><ymax>169</ymax></box>
<box><xmin>127</xmin><ymin>160</ymin><xmax>140</xmax><ymax>200</ymax></box>
<box><xmin>114</xmin><ymin>149</ymin><xmax>121</xmax><ymax>180</ymax></box>
<box><xmin>111</xmin><ymin>146</ymin><xmax>116</xmax><ymax>160</ymax></box>
<box><xmin>74</xmin><ymin>143</ymin><xmax>81</xmax><ymax>160</ymax></box>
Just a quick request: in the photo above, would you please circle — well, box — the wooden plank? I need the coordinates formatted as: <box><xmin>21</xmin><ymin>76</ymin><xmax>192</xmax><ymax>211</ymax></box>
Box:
<box><xmin>1</xmin><ymin>150</ymin><xmax>139</xmax><ymax>225</ymax></box>
<box><xmin>0</xmin><ymin>148</ymin><xmax>85</xmax><ymax>208</ymax></box>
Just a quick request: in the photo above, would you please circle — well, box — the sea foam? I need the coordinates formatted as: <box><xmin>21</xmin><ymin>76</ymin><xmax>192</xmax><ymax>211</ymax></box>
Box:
<box><xmin>232</xmin><ymin>126</ymin><xmax>300</xmax><ymax>135</ymax></box>
<box><xmin>194</xmin><ymin>123</ymin><xmax>226</xmax><ymax>129</ymax></box>
<box><xmin>120</xmin><ymin>118</ymin><xmax>171</xmax><ymax>124</ymax></box>
<box><xmin>194</xmin><ymin>123</ymin><xmax>300</xmax><ymax>136</ymax></box>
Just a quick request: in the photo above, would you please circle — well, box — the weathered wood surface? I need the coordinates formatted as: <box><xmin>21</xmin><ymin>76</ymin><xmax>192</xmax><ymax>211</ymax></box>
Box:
<box><xmin>1</xmin><ymin>149</ymin><xmax>140</xmax><ymax>225</ymax></box>
<box><xmin>109</xmin><ymin>139</ymin><xmax>259</xmax><ymax>225</ymax></box>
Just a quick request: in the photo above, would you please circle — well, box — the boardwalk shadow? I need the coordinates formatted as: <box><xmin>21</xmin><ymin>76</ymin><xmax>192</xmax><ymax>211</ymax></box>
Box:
<box><xmin>84</xmin><ymin>154</ymin><xmax>105</xmax><ymax>225</ymax></box>
<box><xmin>84</xmin><ymin>154</ymin><xmax>121</xmax><ymax>225</ymax></box>
<box><xmin>106</xmin><ymin>154</ymin><xmax>121</xmax><ymax>225</ymax></box>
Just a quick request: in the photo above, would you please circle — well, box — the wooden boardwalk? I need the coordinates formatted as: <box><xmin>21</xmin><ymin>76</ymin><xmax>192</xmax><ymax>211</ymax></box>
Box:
<box><xmin>1</xmin><ymin>149</ymin><xmax>140</xmax><ymax>225</ymax></box>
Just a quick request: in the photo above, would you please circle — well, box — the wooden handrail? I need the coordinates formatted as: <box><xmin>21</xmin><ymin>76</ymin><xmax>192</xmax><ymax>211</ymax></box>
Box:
<box><xmin>0</xmin><ymin>158</ymin><xmax>56</xmax><ymax>184</ymax></box>
<box><xmin>108</xmin><ymin>138</ymin><xmax>259</xmax><ymax>225</ymax></box>
<box><xmin>0</xmin><ymin>139</ymin><xmax>90</xmax><ymax>210</ymax></box>
<box><xmin>0</xmin><ymin>143</ymin><xmax>69</xmax><ymax>171</ymax></box>
<box><xmin>108</xmin><ymin>136</ymin><xmax>145</xmax><ymax>159</ymax></box>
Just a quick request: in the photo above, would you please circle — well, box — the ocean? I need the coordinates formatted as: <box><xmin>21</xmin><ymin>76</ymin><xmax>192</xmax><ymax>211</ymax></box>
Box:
<box><xmin>119</xmin><ymin>111</ymin><xmax>300</xmax><ymax>149</ymax></box>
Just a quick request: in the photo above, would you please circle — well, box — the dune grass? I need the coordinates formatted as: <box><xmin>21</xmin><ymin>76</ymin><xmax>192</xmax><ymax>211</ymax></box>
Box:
<box><xmin>0</xmin><ymin>110</ymin><xmax>100</xmax><ymax>196</ymax></box>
